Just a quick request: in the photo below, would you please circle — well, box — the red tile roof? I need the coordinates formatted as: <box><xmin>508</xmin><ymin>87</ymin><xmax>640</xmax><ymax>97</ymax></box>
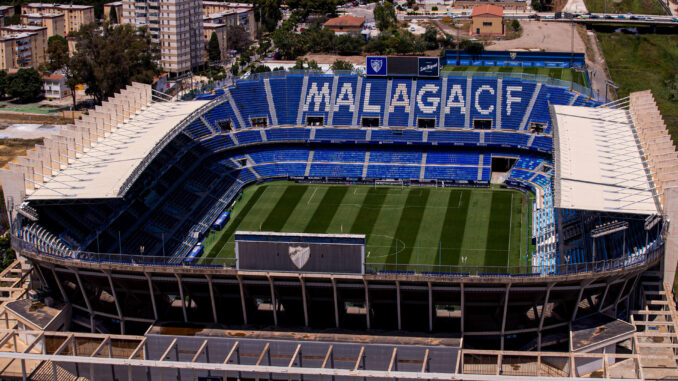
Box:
<box><xmin>324</xmin><ymin>14</ymin><xmax>365</xmax><ymax>27</ymax></box>
<box><xmin>471</xmin><ymin>4</ymin><xmax>503</xmax><ymax>17</ymax></box>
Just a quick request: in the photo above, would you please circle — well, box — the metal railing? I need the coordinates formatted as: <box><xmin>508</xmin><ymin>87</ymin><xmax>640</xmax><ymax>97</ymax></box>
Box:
<box><xmin>12</xmin><ymin>234</ymin><xmax>663</xmax><ymax>278</ymax></box>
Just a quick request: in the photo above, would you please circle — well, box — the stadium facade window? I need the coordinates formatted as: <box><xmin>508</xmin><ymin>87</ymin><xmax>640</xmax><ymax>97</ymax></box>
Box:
<box><xmin>361</xmin><ymin>117</ymin><xmax>379</xmax><ymax>127</ymax></box>
<box><xmin>473</xmin><ymin>119</ymin><xmax>492</xmax><ymax>130</ymax></box>
<box><xmin>417</xmin><ymin>118</ymin><xmax>436</xmax><ymax>129</ymax></box>
<box><xmin>238</xmin><ymin>158</ymin><xmax>247</xmax><ymax>167</ymax></box>
<box><xmin>344</xmin><ymin>301</ymin><xmax>366</xmax><ymax>315</ymax></box>
<box><xmin>216</xmin><ymin>119</ymin><xmax>232</xmax><ymax>132</ymax></box>
<box><xmin>306</xmin><ymin>116</ymin><xmax>324</xmax><ymax>126</ymax></box>
<box><xmin>530</xmin><ymin>122</ymin><xmax>547</xmax><ymax>133</ymax></box>
<box><xmin>251</xmin><ymin>117</ymin><xmax>268</xmax><ymax>128</ymax></box>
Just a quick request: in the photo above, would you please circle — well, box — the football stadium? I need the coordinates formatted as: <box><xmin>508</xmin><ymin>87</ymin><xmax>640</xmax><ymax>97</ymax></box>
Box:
<box><xmin>1</xmin><ymin>54</ymin><xmax>677</xmax><ymax>379</ymax></box>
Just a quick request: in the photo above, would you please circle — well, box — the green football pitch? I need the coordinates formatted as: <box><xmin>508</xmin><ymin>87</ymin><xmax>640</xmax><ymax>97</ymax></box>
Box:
<box><xmin>202</xmin><ymin>181</ymin><xmax>530</xmax><ymax>270</ymax></box>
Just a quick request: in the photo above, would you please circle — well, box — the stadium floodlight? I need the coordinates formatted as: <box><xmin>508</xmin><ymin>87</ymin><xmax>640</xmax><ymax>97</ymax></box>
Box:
<box><xmin>591</xmin><ymin>220</ymin><xmax>629</xmax><ymax>238</ymax></box>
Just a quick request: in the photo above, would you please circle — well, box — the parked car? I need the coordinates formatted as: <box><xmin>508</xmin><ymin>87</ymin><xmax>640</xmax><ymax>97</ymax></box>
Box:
<box><xmin>604</xmin><ymin>14</ymin><xmax>613</xmax><ymax>19</ymax></box>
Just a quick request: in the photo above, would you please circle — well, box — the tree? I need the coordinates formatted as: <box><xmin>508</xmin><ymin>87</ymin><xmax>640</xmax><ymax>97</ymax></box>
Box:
<box><xmin>251</xmin><ymin>65</ymin><xmax>271</xmax><ymax>74</ymax></box>
<box><xmin>231</xmin><ymin>62</ymin><xmax>239</xmax><ymax>76</ymax></box>
<box><xmin>460</xmin><ymin>39</ymin><xmax>484</xmax><ymax>55</ymax></box>
<box><xmin>47</xmin><ymin>35</ymin><xmax>69</xmax><ymax>72</ymax></box>
<box><xmin>335</xmin><ymin>33</ymin><xmax>364</xmax><ymax>55</ymax></box>
<box><xmin>331</xmin><ymin>59</ymin><xmax>354</xmax><ymax>72</ymax></box>
<box><xmin>69</xmin><ymin>23</ymin><xmax>159</xmax><ymax>104</ymax></box>
<box><xmin>208</xmin><ymin>32</ymin><xmax>221</xmax><ymax>63</ymax></box>
<box><xmin>253</xmin><ymin>0</ymin><xmax>282</xmax><ymax>33</ymax></box>
<box><xmin>227</xmin><ymin>25</ymin><xmax>252</xmax><ymax>53</ymax></box>
<box><xmin>422</xmin><ymin>27</ymin><xmax>438</xmax><ymax>50</ymax></box>
<box><xmin>109</xmin><ymin>5</ymin><xmax>118</xmax><ymax>23</ymax></box>
<box><xmin>286</xmin><ymin>0</ymin><xmax>339</xmax><ymax>20</ymax></box>
<box><xmin>0</xmin><ymin>71</ymin><xmax>8</xmax><ymax>98</ymax></box>
<box><xmin>511</xmin><ymin>19</ymin><xmax>521</xmax><ymax>32</ymax></box>
<box><xmin>7</xmin><ymin>68</ymin><xmax>43</xmax><ymax>103</ymax></box>
<box><xmin>374</xmin><ymin>1</ymin><xmax>397</xmax><ymax>31</ymax></box>
<box><xmin>531</xmin><ymin>0</ymin><xmax>544</xmax><ymax>11</ymax></box>
<box><xmin>432</xmin><ymin>5</ymin><xmax>438</xmax><ymax>11</ymax></box>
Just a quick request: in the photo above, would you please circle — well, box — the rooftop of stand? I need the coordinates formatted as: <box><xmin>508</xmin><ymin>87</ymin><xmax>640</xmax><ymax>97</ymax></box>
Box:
<box><xmin>552</xmin><ymin>105</ymin><xmax>659</xmax><ymax>215</ymax></box>
<box><xmin>27</xmin><ymin>100</ymin><xmax>209</xmax><ymax>201</ymax></box>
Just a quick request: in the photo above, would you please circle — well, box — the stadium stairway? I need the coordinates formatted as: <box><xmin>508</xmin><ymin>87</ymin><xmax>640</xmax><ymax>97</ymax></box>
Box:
<box><xmin>629</xmin><ymin>278</ymin><xmax>678</xmax><ymax>379</ymax></box>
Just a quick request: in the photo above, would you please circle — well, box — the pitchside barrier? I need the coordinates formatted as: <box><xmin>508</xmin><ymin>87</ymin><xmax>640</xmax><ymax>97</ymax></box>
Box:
<box><xmin>287</xmin><ymin>176</ymin><xmax>491</xmax><ymax>188</ymax></box>
<box><xmin>235</xmin><ymin>231</ymin><xmax>366</xmax><ymax>274</ymax></box>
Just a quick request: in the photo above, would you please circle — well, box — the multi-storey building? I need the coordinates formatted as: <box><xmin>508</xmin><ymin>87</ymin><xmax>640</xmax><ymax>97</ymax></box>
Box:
<box><xmin>202</xmin><ymin>1</ymin><xmax>256</xmax><ymax>39</ymax></box>
<box><xmin>21</xmin><ymin>12</ymin><xmax>66</xmax><ymax>37</ymax></box>
<box><xmin>21</xmin><ymin>4</ymin><xmax>94</xmax><ymax>35</ymax></box>
<box><xmin>122</xmin><ymin>0</ymin><xmax>204</xmax><ymax>74</ymax></box>
<box><xmin>0</xmin><ymin>25</ymin><xmax>47</xmax><ymax>70</ymax></box>
<box><xmin>203</xmin><ymin>22</ymin><xmax>228</xmax><ymax>62</ymax></box>
<box><xmin>103</xmin><ymin>1</ymin><xmax>123</xmax><ymax>23</ymax></box>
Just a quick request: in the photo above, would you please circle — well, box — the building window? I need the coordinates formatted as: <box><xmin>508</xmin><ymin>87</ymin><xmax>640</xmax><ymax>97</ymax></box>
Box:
<box><xmin>482</xmin><ymin>22</ymin><xmax>492</xmax><ymax>26</ymax></box>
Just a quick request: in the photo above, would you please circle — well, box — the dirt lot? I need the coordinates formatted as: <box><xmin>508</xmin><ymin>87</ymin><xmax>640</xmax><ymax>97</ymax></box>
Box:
<box><xmin>0</xmin><ymin>138</ymin><xmax>42</xmax><ymax>170</ymax></box>
<box><xmin>0</xmin><ymin>112</ymin><xmax>73</xmax><ymax>125</ymax></box>
<box><xmin>486</xmin><ymin>21</ymin><xmax>586</xmax><ymax>52</ymax></box>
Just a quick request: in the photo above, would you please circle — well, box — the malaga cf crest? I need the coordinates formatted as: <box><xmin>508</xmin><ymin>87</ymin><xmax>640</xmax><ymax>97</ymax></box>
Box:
<box><xmin>288</xmin><ymin>245</ymin><xmax>311</xmax><ymax>269</ymax></box>
<box><xmin>366</xmin><ymin>56</ymin><xmax>387</xmax><ymax>76</ymax></box>
<box><xmin>371</xmin><ymin>59</ymin><xmax>383</xmax><ymax>73</ymax></box>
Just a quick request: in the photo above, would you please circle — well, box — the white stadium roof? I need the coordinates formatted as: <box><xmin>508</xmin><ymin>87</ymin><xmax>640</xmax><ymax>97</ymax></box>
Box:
<box><xmin>553</xmin><ymin>105</ymin><xmax>659</xmax><ymax>215</ymax></box>
<box><xmin>27</xmin><ymin>100</ymin><xmax>209</xmax><ymax>200</ymax></box>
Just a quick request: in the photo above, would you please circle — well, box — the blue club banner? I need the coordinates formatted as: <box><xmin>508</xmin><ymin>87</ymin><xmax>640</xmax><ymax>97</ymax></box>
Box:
<box><xmin>366</xmin><ymin>56</ymin><xmax>387</xmax><ymax>76</ymax></box>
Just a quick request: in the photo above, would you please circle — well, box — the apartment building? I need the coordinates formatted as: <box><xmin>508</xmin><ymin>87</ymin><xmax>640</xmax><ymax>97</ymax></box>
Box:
<box><xmin>203</xmin><ymin>22</ymin><xmax>228</xmax><ymax>62</ymax></box>
<box><xmin>0</xmin><ymin>6</ymin><xmax>15</xmax><ymax>27</ymax></box>
<box><xmin>104</xmin><ymin>1</ymin><xmax>123</xmax><ymax>23</ymax></box>
<box><xmin>21</xmin><ymin>4</ymin><xmax>95</xmax><ymax>34</ymax></box>
<box><xmin>122</xmin><ymin>0</ymin><xmax>204</xmax><ymax>74</ymax></box>
<box><xmin>21</xmin><ymin>12</ymin><xmax>66</xmax><ymax>37</ymax></box>
<box><xmin>0</xmin><ymin>25</ymin><xmax>47</xmax><ymax>70</ymax></box>
<box><xmin>202</xmin><ymin>1</ymin><xmax>256</xmax><ymax>39</ymax></box>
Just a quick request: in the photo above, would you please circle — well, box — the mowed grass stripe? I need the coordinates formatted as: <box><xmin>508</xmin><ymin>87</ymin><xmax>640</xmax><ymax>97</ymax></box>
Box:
<box><xmin>459</xmin><ymin>191</ymin><xmax>492</xmax><ymax>267</ymax></box>
<box><xmin>407</xmin><ymin>188</ymin><xmax>450</xmax><ymax>265</ymax></box>
<box><xmin>484</xmin><ymin>191</ymin><xmax>513</xmax><ymax>268</ymax></box>
<box><xmin>305</xmin><ymin>186</ymin><xmax>349</xmax><ymax>233</ymax></box>
<box><xmin>281</xmin><ymin>186</ymin><xmax>327</xmax><ymax>232</ymax></box>
<box><xmin>349</xmin><ymin>188</ymin><xmax>388</xmax><ymax>235</ymax></box>
<box><xmin>385</xmin><ymin>188</ymin><xmax>431</xmax><ymax>264</ymax></box>
<box><xmin>438</xmin><ymin>190</ymin><xmax>471</xmax><ymax>266</ymax></box>
<box><xmin>205</xmin><ymin>185</ymin><xmax>267</xmax><ymax>259</ymax></box>
<box><xmin>261</xmin><ymin>185</ymin><xmax>308</xmax><ymax>231</ymax></box>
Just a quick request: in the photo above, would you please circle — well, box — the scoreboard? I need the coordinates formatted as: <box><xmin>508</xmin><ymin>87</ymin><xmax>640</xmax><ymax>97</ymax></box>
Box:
<box><xmin>235</xmin><ymin>231</ymin><xmax>366</xmax><ymax>274</ymax></box>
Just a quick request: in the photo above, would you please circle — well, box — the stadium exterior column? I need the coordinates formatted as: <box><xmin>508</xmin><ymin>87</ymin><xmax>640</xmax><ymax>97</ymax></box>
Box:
<box><xmin>144</xmin><ymin>273</ymin><xmax>158</xmax><ymax>321</ymax></box>
<box><xmin>174</xmin><ymin>274</ymin><xmax>188</xmax><ymax>323</ymax></box>
<box><xmin>460</xmin><ymin>283</ymin><xmax>465</xmax><ymax>336</ymax></box>
<box><xmin>49</xmin><ymin>265</ymin><xmax>69</xmax><ymax>304</ymax></box>
<box><xmin>331</xmin><ymin>277</ymin><xmax>339</xmax><ymax>328</ymax></box>
<box><xmin>267</xmin><ymin>275</ymin><xmax>278</xmax><ymax>327</ymax></box>
<box><xmin>428</xmin><ymin>281</ymin><xmax>432</xmax><ymax>332</ymax></box>
<box><xmin>72</xmin><ymin>268</ymin><xmax>95</xmax><ymax>332</ymax></box>
<box><xmin>299</xmin><ymin>276</ymin><xmax>309</xmax><ymax>327</ymax></box>
<box><xmin>363</xmin><ymin>279</ymin><xmax>370</xmax><ymax>329</ymax></box>
<box><xmin>104</xmin><ymin>271</ymin><xmax>125</xmax><ymax>334</ymax></box>
<box><xmin>31</xmin><ymin>261</ymin><xmax>48</xmax><ymax>289</ymax></box>
<box><xmin>598</xmin><ymin>280</ymin><xmax>612</xmax><ymax>312</ymax></box>
<box><xmin>571</xmin><ymin>278</ymin><xmax>594</xmax><ymax>322</ymax></box>
<box><xmin>500</xmin><ymin>282</ymin><xmax>511</xmax><ymax>351</ymax></box>
<box><xmin>206</xmin><ymin>275</ymin><xmax>218</xmax><ymax>323</ymax></box>
<box><xmin>396</xmin><ymin>280</ymin><xmax>401</xmax><ymax>331</ymax></box>
<box><xmin>538</xmin><ymin>282</ymin><xmax>556</xmax><ymax>351</ymax></box>
<box><xmin>236</xmin><ymin>274</ymin><xmax>248</xmax><ymax>325</ymax></box>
